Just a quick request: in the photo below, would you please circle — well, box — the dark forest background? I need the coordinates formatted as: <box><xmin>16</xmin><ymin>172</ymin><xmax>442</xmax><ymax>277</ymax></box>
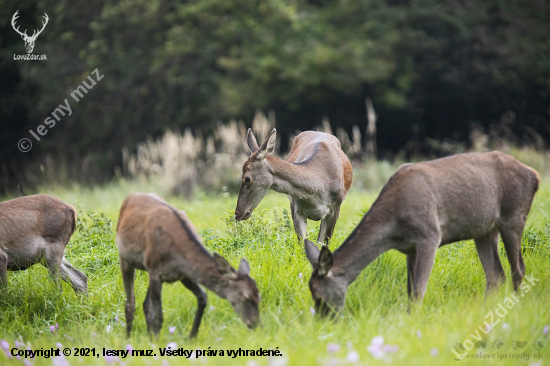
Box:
<box><xmin>1</xmin><ymin>0</ymin><xmax>549</xmax><ymax>194</ymax></box>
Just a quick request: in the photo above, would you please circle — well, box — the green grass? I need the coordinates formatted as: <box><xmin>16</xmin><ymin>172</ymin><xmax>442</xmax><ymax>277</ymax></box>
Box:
<box><xmin>1</xmin><ymin>178</ymin><xmax>549</xmax><ymax>366</ymax></box>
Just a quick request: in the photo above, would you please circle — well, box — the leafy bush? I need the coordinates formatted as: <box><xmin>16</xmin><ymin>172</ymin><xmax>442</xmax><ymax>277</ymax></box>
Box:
<box><xmin>66</xmin><ymin>210</ymin><xmax>118</xmax><ymax>276</ymax></box>
<box><xmin>522</xmin><ymin>220</ymin><xmax>550</xmax><ymax>256</ymax></box>
<box><xmin>215</xmin><ymin>208</ymin><xmax>294</xmax><ymax>253</ymax></box>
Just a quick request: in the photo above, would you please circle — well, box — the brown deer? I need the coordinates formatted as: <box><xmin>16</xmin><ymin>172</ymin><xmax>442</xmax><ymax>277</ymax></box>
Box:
<box><xmin>235</xmin><ymin>129</ymin><xmax>353</xmax><ymax>244</ymax></box>
<box><xmin>116</xmin><ymin>193</ymin><xmax>260</xmax><ymax>338</ymax></box>
<box><xmin>305</xmin><ymin>152</ymin><xmax>539</xmax><ymax>316</ymax></box>
<box><xmin>0</xmin><ymin>194</ymin><xmax>87</xmax><ymax>294</ymax></box>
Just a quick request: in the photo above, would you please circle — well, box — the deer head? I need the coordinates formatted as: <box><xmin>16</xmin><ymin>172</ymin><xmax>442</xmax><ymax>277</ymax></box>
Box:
<box><xmin>235</xmin><ymin>128</ymin><xmax>277</xmax><ymax>221</ymax></box>
<box><xmin>213</xmin><ymin>254</ymin><xmax>260</xmax><ymax>329</ymax></box>
<box><xmin>305</xmin><ymin>240</ymin><xmax>347</xmax><ymax>317</ymax></box>
<box><xmin>12</xmin><ymin>11</ymin><xmax>49</xmax><ymax>54</ymax></box>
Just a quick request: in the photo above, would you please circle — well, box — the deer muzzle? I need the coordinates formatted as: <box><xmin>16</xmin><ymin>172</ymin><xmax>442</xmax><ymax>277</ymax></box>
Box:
<box><xmin>235</xmin><ymin>209</ymin><xmax>252</xmax><ymax>221</ymax></box>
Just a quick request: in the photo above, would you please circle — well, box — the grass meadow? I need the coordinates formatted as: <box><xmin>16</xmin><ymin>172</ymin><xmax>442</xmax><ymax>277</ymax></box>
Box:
<box><xmin>1</xmin><ymin>168</ymin><xmax>550</xmax><ymax>366</ymax></box>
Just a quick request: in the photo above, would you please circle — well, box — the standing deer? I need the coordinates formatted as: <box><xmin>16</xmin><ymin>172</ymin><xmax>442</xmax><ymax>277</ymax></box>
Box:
<box><xmin>116</xmin><ymin>193</ymin><xmax>260</xmax><ymax>338</ymax></box>
<box><xmin>235</xmin><ymin>129</ymin><xmax>353</xmax><ymax>244</ymax></box>
<box><xmin>0</xmin><ymin>194</ymin><xmax>87</xmax><ymax>294</ymax></box>
<box><xmin>11</xmin><ymin>11</ymin><xmax>49</xmax><ymax>54</ymax></box>
<box><xmin>304</xmin><ymin>152</ymin><xmax>539</xmax><ymax>316</ymax></box>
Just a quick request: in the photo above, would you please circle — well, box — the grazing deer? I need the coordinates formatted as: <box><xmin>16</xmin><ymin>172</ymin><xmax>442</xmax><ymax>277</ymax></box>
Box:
<box><xmin>116</xmin><ymin>193</ymin><xmax>260</xmax><ymax>338</ymax></box>
<box><xmin>305</xmin><ymin>152</ymin><xmax>539</xmax><ymax>316</ymax></box>
<box><xmin>0</xmin><ymin>194</ymin><xmax>87</xmax><ymax>294</ymax></box>
<box><xmin>235</xmin><ymin>129</ymin><xmax>353</xmax><ymax>244</ymax></box>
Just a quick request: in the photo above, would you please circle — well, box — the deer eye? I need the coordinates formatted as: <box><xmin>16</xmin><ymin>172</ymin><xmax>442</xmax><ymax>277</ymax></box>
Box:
<box><xmin>245</xmin><ymin>177</ymin><xmax>251</xmax><ymax>183</ymax></box>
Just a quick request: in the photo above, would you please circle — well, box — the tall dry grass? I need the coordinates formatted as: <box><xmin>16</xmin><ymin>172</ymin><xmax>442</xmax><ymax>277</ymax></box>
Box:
<box><xmin>467</xmin><ymin>121</ymin><xmax>550</xmax><ymax>179</ymax></box>
<box><xmin>121</xmin><ymin>110</ymin><xmax>550</xmax><ymax>198</ymax></box>
<box><xmin>122</xmin><ymin>111</ymin><xmax>369</xmax><ymax>197</ymax></box>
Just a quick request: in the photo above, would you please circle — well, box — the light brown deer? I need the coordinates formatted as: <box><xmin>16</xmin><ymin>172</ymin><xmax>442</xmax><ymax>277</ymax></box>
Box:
<box><xmin>0</xmin><ymin>194</ymin><xmax>87</xmax><ymax>294</ymax></box>
<box><xmin>116</xmin><ymin>193</ymin><xmax>260</xmax><ymax>338</ymax></box>
<box><xmin>305</xmin><ymin>152</ymin><xmax>539</xmax><ymax>316</ymax></box>
<box><xmin>235</xmin><ymin>129</ymin><xmax>353</xmax><ymax>244</ymax></box>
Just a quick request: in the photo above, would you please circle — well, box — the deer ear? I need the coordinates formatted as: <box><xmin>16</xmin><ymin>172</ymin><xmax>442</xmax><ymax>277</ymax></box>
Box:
<box><xmin>317</xmin><ymin>246</ymin><xmax>334</xmax><ymax>277</ymax></box>
<box><xmin>247</xmin><ymin>129</ymin><xmax>259</xmax><ymax>155</ymax></box>
<box><xmin>213</xmin><ymin>253</ymin><xmax>238</xmax><ymax>279</ymax></box>
<box><xmin>256</xmin><ymin>128</ymin><xmax>277</xmax><ymax>160</ymax></box>
<box><xmin>238</xmin><ymin>258</ymin><xmax>251</xmax><ymax>275</ymax></box>
<box><xmin>304</xmin><ymin>239</ymin><xmax>320</xmax><ymax>268</ymax></box>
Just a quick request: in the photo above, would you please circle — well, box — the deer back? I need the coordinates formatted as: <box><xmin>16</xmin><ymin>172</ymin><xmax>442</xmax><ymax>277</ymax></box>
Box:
<box><xmin>117</xmin><ymin>193</ymin><xmax>214</xmax><ymax>278</ymax></box>
<box><xmin>382</xmin><ymin>151</ymin><xmax>540</xmax><ymax>245</ymax></box>
<box><xmin>0</xmin><ymin>194</ymin><xmax>76</xmax><ymax>247</ymax></box>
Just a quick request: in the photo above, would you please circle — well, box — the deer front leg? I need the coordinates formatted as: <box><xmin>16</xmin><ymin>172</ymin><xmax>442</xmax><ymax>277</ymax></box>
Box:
<box><xmin>120</xmin><ymin>259</ymin><xmax>136</xmax><ymax>338</ymax></box>
<box><xmin>0</xmin><ymin>250</ymin><xmax>8</xmax><ymax>289</ymax></box>
<box><xmin>292</xmin><ymin>211</ymin><xmax>308</xmax><ymax>242</ymax></box>
<box><xmin>144</xmin><ymin>274</ymin><xmax>163</xmax><ymax>337</ymax></box>
<box><xmin>319</xmin><ymin>206</ymin><xmax>341</xmax><ymax>245</ymax></box>
<box><xmin>181</xmin><ymin>278</ymin><xmax>207</xmax><ymax>338</ymax></box>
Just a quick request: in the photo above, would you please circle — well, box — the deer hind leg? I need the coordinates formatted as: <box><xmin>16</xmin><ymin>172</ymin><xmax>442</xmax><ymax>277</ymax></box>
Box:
<box><xmin>406</xmin><ymin>251</ymin><xmax>417</xmax><ymax>299</ymax></box>
<box><xmin>181</xmin><ymin>278</ymin><xmax>207</xmax><ymax>339</ymax></box>
<box><xmin>120</xmin><ymin>258</ymin><xmax>136</xmax><ymax>338</ymax></box>
<box><xmin>317</xmin><ymin>220</ymin><xmax>328</xmax><ymax>244</ymax></box>
<box><xmin>0</xmin><ymin>250</ymin><xmax>8</xmax><ymax>289</ymax></box>
<box><xmin>474</xmin><ymin>229</ymin><xmax>505</xmax><ymax>296</ymax></box>
<box><xmin>499</xmin><ymin>219</ymin><xmax>526</xmax><ymax>291</ymax></box>
<box><xmin>411</xmin><ymin>244</ymin><xmax>437</xmax><ymax>303</ymax></box>
<box><xmin>143</xmin><ymin>287</ymin><xmax>152</xmax><ymax>334</ymax></box>
<box><xmin>290</xmin><ymin>199</ymin><xmax>308</xmax><ymax>241</ymax></box>
<box><xmin>293</xmin><ymin>211</ymin><xmax>308</xmax><ymax>242</ymax></box>
<box><xmin>43</xmin><ymin>245</ymin><xmax>64</xmax><ymax>292</ymax></box>
<box><xmin>143</xmin><ymin>273</ymin><xmax>163</xmax><ymax>337</ymax></box>
<box><xmin>319</xmin><ymin>206</ymin><xmax>341</xmax><ymax>246</ymax></box>
<box><xmin>60</xmin><ymin>257</ymin><xmax>88</xmax><ymax>294</ymax></box>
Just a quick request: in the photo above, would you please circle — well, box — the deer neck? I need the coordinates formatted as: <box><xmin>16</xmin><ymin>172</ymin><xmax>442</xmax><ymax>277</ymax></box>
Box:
<box><xmin>332</xmin><ymin>215</ymin><xmax>393</xmax><ymax>286</ymax></box>
<box><xmin>194</xmin><ymin>259</ymin><xmax>231</xmax><ymax>299</ymax></box>
<box><xmin>265</xmin><ymin>155</ymin><xmax>317</xmax><ymax>199</ymax></box>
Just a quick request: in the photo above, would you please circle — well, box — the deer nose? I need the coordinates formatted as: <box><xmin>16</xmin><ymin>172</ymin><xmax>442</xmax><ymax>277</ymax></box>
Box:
<box><xmin>235</xmin><ymin>209</ymin><xmax>251</xmax><ymax>221</ymax></box>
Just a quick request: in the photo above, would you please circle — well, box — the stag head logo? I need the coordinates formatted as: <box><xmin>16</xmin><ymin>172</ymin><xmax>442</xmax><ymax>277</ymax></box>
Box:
<box><xmin>12</xmin><ymin>10</ymin><xmax>49</xmax><ymax>54</ymax></box>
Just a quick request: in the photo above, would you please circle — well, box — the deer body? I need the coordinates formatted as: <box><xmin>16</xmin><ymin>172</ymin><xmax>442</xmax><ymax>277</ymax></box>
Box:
<box><xmin>116</xmin><ymin>193</ymin><xmax>259</xmax><ymax>338</ymax></box>
<box><xmin>0</xmin><ymin>194</ymin><xmax>87</xmax><ymax>294</ymax></box>
<box><xmin>236</xmin><ymin>129</ymin><xmax>352</xmax><ymax>244</ymax></box>
<box><xmin>305</xmin><ymin>151</ymin><xmax>539</xmax><ymax>315</ymax></box>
